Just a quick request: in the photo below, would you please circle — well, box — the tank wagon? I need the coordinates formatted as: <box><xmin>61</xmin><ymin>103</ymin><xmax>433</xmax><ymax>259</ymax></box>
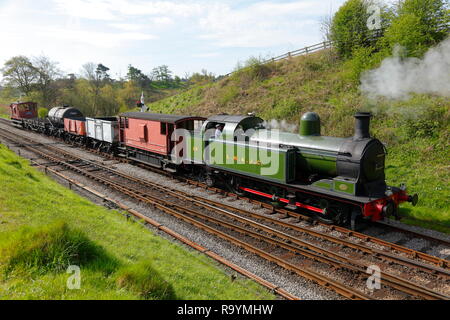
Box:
<box><xmin>8</xmin><ymin>102</ymin><xmax>418</xmax><ymax>228</ymax></box>
<box><xmin>48</xmin><ymin>106</ymin><xmax>84</xmax><ymax>125</ymax></box>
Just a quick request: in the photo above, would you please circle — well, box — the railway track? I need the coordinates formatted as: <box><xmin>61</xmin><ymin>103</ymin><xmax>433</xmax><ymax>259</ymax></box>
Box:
<box><xmin>0</xmin><ymin>126</ymin><xmax>449</xmax><ymax>300</ymax></box>
<box><xmin>2</xmin><ymin>117</ymin><xmax>448</xmax><ymax>251</ymax></box>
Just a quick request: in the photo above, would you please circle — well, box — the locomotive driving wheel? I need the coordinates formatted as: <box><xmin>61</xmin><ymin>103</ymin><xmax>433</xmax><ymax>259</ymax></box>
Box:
<box><xmin>229</xmin><ymin>176</ymin><xmax>246</xmax><ymax>196</ymax></box>
<box><xmin>315</xmin><ymin>200</ymin><xmax>349</xmax><ymax>226</ymax></box>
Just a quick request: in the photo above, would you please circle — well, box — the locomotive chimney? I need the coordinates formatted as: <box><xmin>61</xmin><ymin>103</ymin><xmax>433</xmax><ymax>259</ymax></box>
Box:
<box><xmin>353</xmin><ymin>112</ymin><xmax>372</xmax><ymax>140</ymax></box>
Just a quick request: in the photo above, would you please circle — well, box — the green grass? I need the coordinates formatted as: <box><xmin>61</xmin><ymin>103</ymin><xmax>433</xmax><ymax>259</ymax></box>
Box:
<box><xmin>146</xmin><ymin>49</ymin><xmax>450</xmax><ymax>232</ymax></box>
<box><xmin>0</xmin><ymin>144</ymin><xmax>274</xmax><ymax>300</ymax></box>
<box><xmin>0</xmin><ymin>105</ymin><xmax>9</xmax><ymax>119</ymax></box>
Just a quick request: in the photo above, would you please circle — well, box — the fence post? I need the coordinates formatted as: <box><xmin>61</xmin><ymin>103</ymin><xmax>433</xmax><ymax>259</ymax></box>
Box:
<box><xmin>288</xmin><ymin>52</ymin><xmax>291</xmax><ymax>59</ymax></box>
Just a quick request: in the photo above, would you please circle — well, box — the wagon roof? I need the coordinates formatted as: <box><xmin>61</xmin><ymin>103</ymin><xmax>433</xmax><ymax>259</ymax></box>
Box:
<box><xmin>11</xmin><ymin>101</ymin><xmax>37</xmax><ymax>105</ymax></box>
<box><xmin>120</xmin><ymin>112</ymin><xmax>205</xmax><ymax>124</ymax></box>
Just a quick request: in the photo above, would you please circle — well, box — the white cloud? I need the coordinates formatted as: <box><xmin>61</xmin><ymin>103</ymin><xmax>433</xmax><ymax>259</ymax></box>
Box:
<box><xmin>53</xmin><ymin>0</ymin><xmax>204</xmax><ymax>19</ymax></box>
<box><xmin>109</xmin><ymin>23</ymin><xmax>143</xmax><ymax>31</ymax></box>
<box><xmin>38</xmin><ymin>27</ymin><xmax>157</xmax><ymax>48</ymax></box>
<box><xmin>192</xmin><ymin>52</ymin><xmax>221</xmax><ymax>58</ymax></box>
<box><xmin>53</xmin><ymin>0</ymin><xmax>119</xmax><ymax>20</ymax></box>
<box><xmin>151</xmin><ymin>16</ymin><xmax>174</xmax><ymax>27</ymax></box>
<box><xmin>197</xmin><ymin>1</ymin><xmax>326</xmax><ymax>48</ymax></box>
<box><xmin>50</xmin><ymin>0</ymin><xmax>337</xmax><ymax>48</ymax></box>
<box><xmin>0</xmin><ymin>0</ymin><xmax>348</xmax><ymax>78</ymax></box>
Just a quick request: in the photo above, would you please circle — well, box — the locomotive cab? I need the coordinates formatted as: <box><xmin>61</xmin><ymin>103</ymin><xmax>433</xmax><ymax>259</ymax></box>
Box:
<box><xmin>201</xmin><ymin>114</ymin><xmax>265</xmax><ymax>142</ymax></box>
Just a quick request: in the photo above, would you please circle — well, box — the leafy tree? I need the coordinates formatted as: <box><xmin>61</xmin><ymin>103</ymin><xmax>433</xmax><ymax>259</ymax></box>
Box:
<box><xmin>1</xmin><ymin>55</ymin><xmax>62</xmax><ymax>106</ymax></box>
<box><xmin>117</xmin><ymin>80</ymin><xmax>141</xmax><ymax>112</ymax></box>
<box><xmin>98</xmin><ymin>84</ymin><xmax>119</xmax><ymax>116</ymax></box>
<box><xmin>330</xmin><ymin>0</ymin><xmax>371</xmax><ymax>58</ymax></box>
<box><xmin>38</xmin><ymin>107</ymin><xmax>48</xmax><ymax>118</ymax></box>
<box><xmin>151</xmin><ymin>65</ymin><xmax>173</xmax><ymax>84</ymax></box>
<box><xmin>96</xmin><ymin>64</ymin><xmax>111</xmax><ymax>83</ymax></box>
<box><xmin>329</xmin><ymin>0</ymin><xmax>391</xmax><ymax>58</ymax></box>
<box><xmin>81</xmin><ymin>63</ymin><xmax>112</xmax><ymax>115</ymax></box>
<box><xmin>1</xmin><ymin>56</ymin><xmax>38</xmax><ymax>95</ymax></box>
<box><xmin>126</xmin><ymin>65</ymin><xmax>151</xmax><ymax>88</ymax></box>
<box><xmin>383</xmin><ymin>0</ymin><xmax>450</xmax><ymax>56</ymax></box>
<box><xmin>33</xmin><ymin>56</ymin><xmax>62</xmax><ymax>106</ymax></box>
<box><xmin>188</xmin><ymin>69</ymin><xmax>215</xmax><ymax>85</ymax></box>
<box><xmin>59</xmin><ymin>79</ymin><xmax>94</xmax><ymax>115</ymax></box>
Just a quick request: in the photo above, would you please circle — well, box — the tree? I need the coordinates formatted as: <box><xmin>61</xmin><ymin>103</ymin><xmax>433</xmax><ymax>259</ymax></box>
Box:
<box><xmin>320</xmin><ymin>14</ymin><xmax>333</xmax><ymax>42</ymax></box>
<box><xmin>98</xmin><ymin>84</ymin><xmax>119</xmax><ymax>116</ymax></box>
<box><xmin>81</xmin><ymin>63</ymin><xmax>111</xmax><ymax>115</ymax></box>
<box><xmin>33</xmin><ymin>56</ymin><xmax>62</xmax><ymax>106</ymax></box>
<box><xmin>188</xmin><ymin>69</ymin><xmax>215</xmax><ymax>85</ymax></box>
<box><xmin>330</xmin><ymin>0</ymin><xmax>377</xmax><ymax>58</ymax></box>
<box><xmin>383</xmin><ymin>0</ymin><xmax>450</xmax><ymax>56</ymax></box>
<box><xmin>126</xmin><ymin>65</ymin><xmax>151</xmax><ymax>88</ymax></box>
<box><xmin>1</xmin><ymin>56</ymin><xmax>38</xmax><ymax>95</ymax></box>
<box><xmin>151</xmin><ymin>65</ymin><xmax>173</xmax><ymax>84</ymax></box>
<box><xmin>96</xmin><ymin>64</ymin><xmax>111</xmax><ymax>83</ymax></box>
<box><xmin>117</xmin><ymin>80</ymin><xmax>141</xmax><ymax>112</ymax></box>
<box><xmin>59</xmin><ymin>78</ymin><xmax>93</xmax><ymax>115</ymax></box>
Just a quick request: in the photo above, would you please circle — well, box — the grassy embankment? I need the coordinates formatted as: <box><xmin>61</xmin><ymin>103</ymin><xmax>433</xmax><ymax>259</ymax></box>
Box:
<box><xmin>0</xmin><ymin>104</ymin><xmax>9</xmax><ymax>119</ymax></box>
<box><xmin>146</xmin><ymin>50</ymin><xmax>450</xmax><ymax>233</ymax></box>
<box><xmin>0</xmin><ymin>144</ymin><xmax>274</xmax><ymax>299</ymax></box>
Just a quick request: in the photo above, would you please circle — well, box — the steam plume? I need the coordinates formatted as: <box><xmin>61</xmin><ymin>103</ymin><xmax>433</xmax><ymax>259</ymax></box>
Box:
<box><xmin>263</xmin><ymin>119</ymin><xmax>298</xmax><ymax>133</ymax></box>
<box><xmin>361</xmin><ymin>37</ymin><xmax>450</xmax><ymax>100</ymax></box>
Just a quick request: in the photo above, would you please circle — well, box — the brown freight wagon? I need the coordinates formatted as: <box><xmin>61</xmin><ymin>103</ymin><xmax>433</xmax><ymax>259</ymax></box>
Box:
<box><xmin>64</xmin><ymin>117</ymin><xmax>86</xmax><ymax>136</ymax></box>
<box><xmin>119</xmin><ymin>112</ymin><xmax>205</xmax><ymax>170</ymax></box>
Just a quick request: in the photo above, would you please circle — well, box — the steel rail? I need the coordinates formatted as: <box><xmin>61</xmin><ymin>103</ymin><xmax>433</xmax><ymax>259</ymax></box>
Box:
<box><xmin>1</xmin><ymin>131</ymin><xmax>448</xmax><ymax>300</ymax></box>
<box><xmin>0</xmin><ymin>122</ymin><xmax>448</xmax><ymax>269</ymax></box>
<box><xmin>185</xmin><ymin>181</ymin><xmax>450</xmax><ymax>267</ymax></box>
<box><xmin>0</xmin><ymin>131</ymin><xmax>373</xmax><ymax>300</ymax></box>
<box><xmin>6</xmin><ymin>127</ymin><xmax>448</xmax><ymax>277</ymax></box>
<box><xmin>32</xmin><ymin>161</ymin><xmax>301</xmax><ymax>301</ymax></box>
<box><xmin>2</xmin><ymin>117</ymin><xmax>448</xmax><ymax>255</ymax></box>
<box><xmin>71</xmin><ymin>160</ymin><xmax>450</xmax><ymax>278</ymax></box>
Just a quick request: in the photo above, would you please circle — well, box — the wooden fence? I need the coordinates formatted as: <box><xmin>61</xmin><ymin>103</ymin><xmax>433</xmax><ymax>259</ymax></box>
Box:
<box><xmin>221</xmin><ymin>23</ymin><xmax>449</xmax><ymax>78</ymax></box>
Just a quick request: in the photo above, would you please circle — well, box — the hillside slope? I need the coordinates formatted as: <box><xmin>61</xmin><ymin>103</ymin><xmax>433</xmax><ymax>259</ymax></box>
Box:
<box><xmin>0</xmin><ymin>105</ymin><xmax>9</xmax><ymax>119</ymax></box>
<box><xmin>147</xmin><ymin>49</ymin><xmax>450</xmax><ymax>231</ymax></box>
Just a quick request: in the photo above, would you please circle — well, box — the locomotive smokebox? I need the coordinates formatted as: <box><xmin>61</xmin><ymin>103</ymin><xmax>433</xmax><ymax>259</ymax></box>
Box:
<box><xmin>353</xmin><ymin>112</ymin><xmax>372</xmax><ymax>140</ymax></box>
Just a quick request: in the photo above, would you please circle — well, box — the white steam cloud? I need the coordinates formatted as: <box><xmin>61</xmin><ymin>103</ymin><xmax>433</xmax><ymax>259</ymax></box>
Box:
<box><xmin>361</xmin><ymin>37</ymin><xmax>450</xmax><ymax>100</ymax></box>
<box><xmin>263</xmin><ymin>119</ymin><xmax>298</xmax><ymax>133</ymax></box>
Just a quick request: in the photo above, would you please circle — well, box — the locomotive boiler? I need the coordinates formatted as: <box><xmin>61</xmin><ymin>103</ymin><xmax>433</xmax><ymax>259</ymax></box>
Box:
<box><xmin>198</xmin><ymin>112</ymin><xmax>417</xmax><ymax>227</ymax></box>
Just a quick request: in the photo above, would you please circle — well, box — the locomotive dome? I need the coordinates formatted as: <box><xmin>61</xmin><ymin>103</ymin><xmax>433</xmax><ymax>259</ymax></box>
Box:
<box><xmin>299</xmin><ymin>112</ymin><xmax>321</xmax><ymax>136</ymax></box>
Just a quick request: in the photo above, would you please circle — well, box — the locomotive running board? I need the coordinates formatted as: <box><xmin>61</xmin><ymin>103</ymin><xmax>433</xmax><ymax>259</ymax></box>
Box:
<box><xmin>238</xmin><ymin>187</ymin><xmax>324</xmax><ymax>214</ymax></box>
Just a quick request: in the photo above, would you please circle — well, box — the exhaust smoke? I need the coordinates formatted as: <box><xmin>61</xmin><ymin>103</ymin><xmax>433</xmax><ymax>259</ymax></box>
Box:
<box><xmin>360</xmin><ymin>38</ymin><xmax>450</xmax><ymax>100</ymax></box>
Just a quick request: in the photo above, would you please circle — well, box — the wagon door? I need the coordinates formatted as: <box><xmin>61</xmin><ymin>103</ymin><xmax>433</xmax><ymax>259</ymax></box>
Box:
<box><xmin>95</xmin><ymin>120</ymin><xmax>103</xmax><ymax>141</ymax></box>
<box><xmin>166</xmin><ymin>123</ymin><xmax>175</xmax><ymax>155</ymax></box>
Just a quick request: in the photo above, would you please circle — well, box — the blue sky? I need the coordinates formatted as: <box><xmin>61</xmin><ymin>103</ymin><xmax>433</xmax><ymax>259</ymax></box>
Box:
<box><xmin>0</xmin><ymin>0</ymin><xmax>348</xmax><ymax>79</ymax></box>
